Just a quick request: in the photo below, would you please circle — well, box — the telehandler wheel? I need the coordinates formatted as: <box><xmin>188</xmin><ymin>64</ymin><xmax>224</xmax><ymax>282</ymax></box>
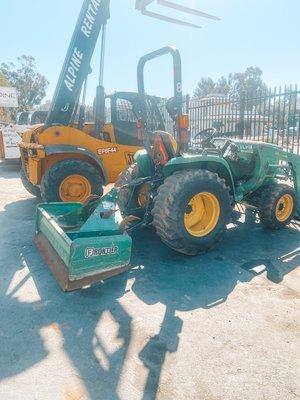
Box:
<box><xmin>20</xmin><ymin>168</ymin><xmax>41</xmax><ymax>198</ymax></box>
<box><xmin>258</xmin><ymin>184</ymin><xmax>296</xmax><ymax>229</ymax></box>
<box><xmin>152</xmin><ymin>170</ymin><xmax>232</xmax><ymax>255</ymax></box>
<box><xmin>40</xmin><ymin>159</ymin><xmax>104</xmax><ymax>203</ymax></box>
<box><xmin>115</xmin><ymin>163</ymin><xmax>150</xmax><ymax>217</ymax></box>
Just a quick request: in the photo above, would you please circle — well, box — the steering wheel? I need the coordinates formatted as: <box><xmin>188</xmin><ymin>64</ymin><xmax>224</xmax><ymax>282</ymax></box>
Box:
<box><xmin>193</xmin><ymin>128</ymin><xmax>216</xmax><ymax>143</ymax></box>
<box><xmin>192</xmin><ymin>128</ymin><xmax>219</xmax><ymax>150</ymax></box>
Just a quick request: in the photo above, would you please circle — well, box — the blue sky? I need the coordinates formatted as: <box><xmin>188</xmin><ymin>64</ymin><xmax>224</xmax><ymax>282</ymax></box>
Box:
<box><xmin>1</xmin><ymin>0</ymin><xmax>299</xmax><ymax>104</ymax></box>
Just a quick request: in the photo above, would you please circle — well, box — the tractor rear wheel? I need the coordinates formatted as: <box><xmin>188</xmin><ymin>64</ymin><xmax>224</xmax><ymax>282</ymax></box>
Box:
<box><xmin>115</xmin><ymin>163</ymin><xmax>150</xmax><ymax>217</ymax></box>
<box><xmin>258</xmin><ymin>184</ymin><xmax>296</xmax><ymax>229</ymax></box>
<box><xmin>40</xmin><ymin>159</ymin><xmax>104</xmax><ymax>203</ymax></box>
<box><xmin>20</xmin><ymin>168</ymin><xmax>41</xmax><ymax>197</ymax></box>
<box><xmin>152</xmin><ymin>170</ymin><xmax>232</xmax><ymax>255</ymax></box>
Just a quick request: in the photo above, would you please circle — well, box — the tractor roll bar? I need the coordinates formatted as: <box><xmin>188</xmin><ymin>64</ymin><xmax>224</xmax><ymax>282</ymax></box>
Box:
<box><xmin>137</xmin><ymin>46</ymin><xmax>183</xmax><ymax>147</ymax></box>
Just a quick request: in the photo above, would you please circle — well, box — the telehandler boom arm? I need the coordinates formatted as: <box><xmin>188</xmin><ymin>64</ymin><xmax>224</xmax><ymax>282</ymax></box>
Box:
<box><xmin>45</xmin><ymin>0</ymin><xmax>110</xmax><ymax>127</ymax></box>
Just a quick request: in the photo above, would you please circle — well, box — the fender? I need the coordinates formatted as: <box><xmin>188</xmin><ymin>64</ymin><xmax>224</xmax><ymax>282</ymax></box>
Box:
<box><xmin>163</xmin><ymin>154</ymin><xmax>237</xmax><ymax>199</ymax></box>
<box><xmin>135</xmin><ymin>149</ymin><xmax>238</xmax><ymax>200</ymax></box>
<box><xmin>44</xmin><ymin>144</ymin><xmax>108</xmax><ymax>184</ymax></box>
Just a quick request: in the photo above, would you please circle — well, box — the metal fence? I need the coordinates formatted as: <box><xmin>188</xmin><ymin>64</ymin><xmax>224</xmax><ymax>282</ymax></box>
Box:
<box><xmin>159</xmin><ymin>85</ymin><xmax>300</xmax><ymax>155</ymax></box>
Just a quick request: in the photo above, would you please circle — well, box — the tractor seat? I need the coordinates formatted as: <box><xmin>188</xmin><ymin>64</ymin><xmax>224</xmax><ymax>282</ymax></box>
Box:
<box><xmin>152</xmin><ymin>131</ymin><xmax>179</xmax><ymax>165</ymax></box>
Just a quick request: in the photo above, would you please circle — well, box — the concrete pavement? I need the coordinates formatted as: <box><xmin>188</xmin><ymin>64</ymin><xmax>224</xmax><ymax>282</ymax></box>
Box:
<box><xmin>0</xmin><ymin>163</ymin><xmax>299</xmax><ymax>400</ymax></box>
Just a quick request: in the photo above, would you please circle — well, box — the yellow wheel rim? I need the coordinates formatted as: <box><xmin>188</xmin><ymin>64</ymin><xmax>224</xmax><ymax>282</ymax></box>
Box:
<box><xmin>184</xmin><ymin>192</ymin><xmax>220</xmax><ymax>237</ymax></box>
<box><xmin>275</xmin><ymin>194</ymin><xmax>294</xmax><ymax>222</ymax></box>
<box><xmin>59</xmin><ymin>175</ymin><xmax>92</xmax><ymax>203</ymax></box>
<box><xmin>137</xmin><ymin>183</ymin><xmax>150</xmax><ymax>207</ymax></box>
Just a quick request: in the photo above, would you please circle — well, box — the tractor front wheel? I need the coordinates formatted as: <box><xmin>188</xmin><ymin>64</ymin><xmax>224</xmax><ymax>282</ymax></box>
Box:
<box><xmin>40</xmin><ymin>159</ymin><xmax>104</xmax><ymax>203</ymax></box>
<box><xmin>152</xmin><ymin>170</ymin><xmax>232</xmax><ymax>255</ymax></box>
<box><xmin>115</xmin><ymin>163</ymin><xmax>150</xmax><ymax>217</ymax></box>
<box><xmin>258</xmin><ymin>184</ymin><xmax>296</xmax><ymax>229</ymax></box>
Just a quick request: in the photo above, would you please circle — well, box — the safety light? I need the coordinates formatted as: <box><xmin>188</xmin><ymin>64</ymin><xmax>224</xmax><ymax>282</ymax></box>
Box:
<box><xmin>179</xmin><ymin>113</ymin><xmax>189</xmax><ymax>129</ymax></box>
<box><xmin>178</xmin><ymin>114</ymin><xmax>190</xmax><ymax>145</ymax></box>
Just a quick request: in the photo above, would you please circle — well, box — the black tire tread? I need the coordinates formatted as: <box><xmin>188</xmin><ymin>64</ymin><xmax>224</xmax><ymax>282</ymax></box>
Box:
<box><xmin>258</xmin><ymin>184</ymin><xmax>296</xmax><ymax>230</ymax></box>
<box><xmin>20</xmin><ymin>168</ymin><xmax>41</xmax><ymax>197</ymax></box>
<box><xmin>40</xmin><ymin>159</ymin><xmax>104</xmax><ymax>202</ymax></box>
<box><xmin>115</xmin><ymin>163</ymin><xmax>149</xmax><ymax>220</ymax></box>
<box><xmin>115</xmin><ymin>163</ymin><xmax>139</xmax><ymax>211</ymax></box>
<box><xmin>152</xmin><ymin>169</ymin><xmax>232</xmax><ymax>255</ymax></box>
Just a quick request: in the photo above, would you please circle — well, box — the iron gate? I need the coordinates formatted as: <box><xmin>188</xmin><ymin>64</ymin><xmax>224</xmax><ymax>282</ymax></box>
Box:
<box><xmin>159</xmin><ymin>85</ymin><xmax>300</xmax><ymax>155</ymax></box>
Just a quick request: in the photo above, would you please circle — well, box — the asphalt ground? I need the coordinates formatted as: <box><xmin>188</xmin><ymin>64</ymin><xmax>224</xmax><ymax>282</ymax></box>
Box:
<box><xmin>0</xmin><ymin>163</ymin><xmax>299</xmax><ymax>400</ymax></box>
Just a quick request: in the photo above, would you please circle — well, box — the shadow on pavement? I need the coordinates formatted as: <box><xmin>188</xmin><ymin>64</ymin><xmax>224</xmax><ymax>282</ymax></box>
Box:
<box><xmin>0</xmin><ymin>198</ymin><xmax>133</xmax><ymax>399</ymax></box>
<box><xmin>130</xmin><ymin>209</ymin><xmax>300</xmax><ymax>399</ymax></box>
<box><xmin>0</xmin><ymin>196</ymin><xmax>299</xmax><ymax>400</ymax></box>
<box><xmin>0</xmin><ymin>162</ymin><xmax>20</xmax><ymax>178</ymax></box>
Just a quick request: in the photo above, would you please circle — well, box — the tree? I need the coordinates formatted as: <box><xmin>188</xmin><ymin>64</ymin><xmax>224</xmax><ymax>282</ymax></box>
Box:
<box><xmin>0</xmin><ymin>72</ymin><xmax>10</xmax><ymax>87</ymax></box>
<box><xmin>194</xmin><ymin>76</ymin><xmax>230</xmax><ymax>98</ymax></box>
<box><xmin>194</xmin><ymin>78</ymin><xmax>216</xmax><ymax>98</ymax></box>
<box><xmin>194</xmin><ymin>67</ymin><xmax>267</xmax><ymax>99</ymax></box>
<box><xmin>229</xmin><ymin>67</ymin><xmax>267</xmax><ymax>99</ymax></box>
<box><xmin>0</xmin><ymin>55</ymin><xmax>49</xmax><ymax>111</ymax></box>
<box><xmin>38</xmin><ymin>99</ymin><xmax>52</xmax><ymax>111</ymax></box>
<box><xmin>217</xmin><ymin>76</ymin><xmax>231</xmax><ymax>95</ymax></box>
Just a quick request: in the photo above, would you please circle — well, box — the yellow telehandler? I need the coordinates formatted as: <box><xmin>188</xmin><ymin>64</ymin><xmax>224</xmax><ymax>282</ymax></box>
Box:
<box><xmin>19</xmin><ymin>0</ymin><xmax>165</xmax><ymax>202</ymax></box>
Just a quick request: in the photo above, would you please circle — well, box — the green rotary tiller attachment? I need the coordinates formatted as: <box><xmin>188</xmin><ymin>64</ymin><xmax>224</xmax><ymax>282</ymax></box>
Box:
<box><xmin>35</xmin><ymin>189</ymin><xmax>132</xmax><ymax>291</ymax></box>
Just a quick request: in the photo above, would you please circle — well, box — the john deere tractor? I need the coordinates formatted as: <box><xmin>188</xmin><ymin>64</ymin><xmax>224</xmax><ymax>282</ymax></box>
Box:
<box><xmin>116</xmin><ymin>46</ymin><xmax>300</xmax><ymax>255</ymax></box>
<box><xmin>34</xmin><ymin>46</ymin><xmax>299</xmax><ymax>291</ymax></box>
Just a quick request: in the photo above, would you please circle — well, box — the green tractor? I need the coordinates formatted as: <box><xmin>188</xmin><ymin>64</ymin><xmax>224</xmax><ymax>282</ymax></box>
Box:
<box><xmin>116</xmin><ymin>46</ymin><xmax>300</xmax><ymax>255</ymax></box>
<box><xmin>35</xmin><ymin>46</ymin><xmax>300</xmax><ymax>290</ymax></box>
